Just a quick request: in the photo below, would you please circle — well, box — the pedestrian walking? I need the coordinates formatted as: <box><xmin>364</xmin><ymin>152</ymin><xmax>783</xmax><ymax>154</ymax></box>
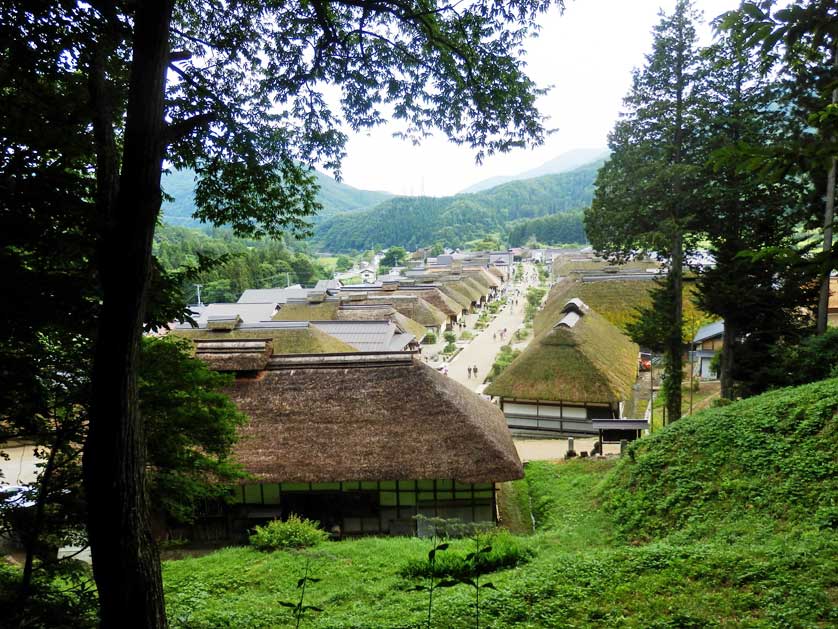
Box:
<box><xmin>472</xmin><ymin>365</ymin><xmax>478</xmax><ymax>379</ymax></box>
<box><xmin>493</xmin><ymin>331</ymin><xmax>497</xmax><ymax>342</ymax></box>
<box><xmin>467</xmin><ymin>366</ymin><xmax>472</xmax><ymax>379</ymax></box>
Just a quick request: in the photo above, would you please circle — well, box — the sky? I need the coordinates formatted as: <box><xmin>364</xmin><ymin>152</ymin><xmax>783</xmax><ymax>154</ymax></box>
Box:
<box><xmin>335</xmin><ymin>0</ymin><xmax>742</xmax><ymax>197</ymax></box>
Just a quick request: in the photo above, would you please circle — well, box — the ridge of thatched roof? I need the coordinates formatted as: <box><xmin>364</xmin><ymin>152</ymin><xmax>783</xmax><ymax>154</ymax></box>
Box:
<box><xmin>439</xmin><ymin>284</ymin><xmax>472</xmax><ymax>309</ymax></box>
<box><xmin>194</xmin><ymin>339</ymin><xmax>272</xmax><ymax>371</ymax></box>
<box><xmin>172</xmin><ymin>322</ymin><xmax>355</xmax><ymax>354</ymax></box>
<box><xmin>486</xmin><ymin>299</ymin><xmax>638</xmax><ymax>404</ymax></box>
<box><xmin>397</xmin><ymin>288</ymin><xmax>462</xmax><ymax>318</ymax></box>
<box><xmin>226</xmin><ymin>354</ymin><xmax>523</xmax><ymax>484</ymax></box>
<box><xmin>272</xmin><ymin>300</ymin><xmax>340</xmax><ymax>321</ymax></box>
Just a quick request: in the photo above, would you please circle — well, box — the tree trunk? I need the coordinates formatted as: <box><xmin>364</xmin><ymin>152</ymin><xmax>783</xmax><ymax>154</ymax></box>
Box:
<box><xmin>720</xmin><ymin>321</ymin><xmax>736</xmax><ymax>401</ymax></box>
<box><xmin>84</xmin><ymin>1</ymin><xmax>173</xmax><ymax>626</ymax></box>
<box><xmin>666</xmin><ymin>230</ymin><xmax>684</xmax><ymax>421</ymax></box>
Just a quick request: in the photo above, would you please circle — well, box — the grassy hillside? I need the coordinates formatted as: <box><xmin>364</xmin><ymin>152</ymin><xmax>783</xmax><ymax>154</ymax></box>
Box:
<box><xmin>160</xmin><ymin>169</ymin><xmax>392</xmax><ymax>229</ymax></box>
<box><xmin>158</xmin><ymin>380</ymin><xmax>838</xmax><ymax>627</ymax></box>
<box><xmin>605</xmin><ymin>377</ymin><xmax>838</xmax><ymax>539</ymax></box>
<box><xmin>314</xmin><ymin>162</ymin><xmax>601</xmax><ymax>251</ymax></box>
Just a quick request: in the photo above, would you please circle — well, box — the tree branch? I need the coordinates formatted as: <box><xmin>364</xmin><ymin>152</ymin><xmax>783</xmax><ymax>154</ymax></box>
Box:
<box><xmin>164</xmin><ymin>112</ymin><xmax>216</xmax><ymax>145</ymax></box>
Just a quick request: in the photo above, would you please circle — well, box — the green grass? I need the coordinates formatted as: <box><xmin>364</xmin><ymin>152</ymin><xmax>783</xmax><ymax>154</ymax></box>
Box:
<box><xmin>161</xmin><ymin>380</ymin><xmax>838</xmax><ymax>627</ymax></box>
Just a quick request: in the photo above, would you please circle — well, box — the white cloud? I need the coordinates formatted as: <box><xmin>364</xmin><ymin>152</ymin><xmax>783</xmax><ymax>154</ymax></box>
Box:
<box><xmin>335</xmin><ymin>0</ymin><xmax>741</xmax><ymax>197</ymax></box>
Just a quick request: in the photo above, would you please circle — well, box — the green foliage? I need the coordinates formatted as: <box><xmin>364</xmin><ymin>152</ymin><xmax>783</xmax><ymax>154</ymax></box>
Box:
<box><xmin>460</xmin><ymin>330</ymin><xmax>474</xmax><ymax>341</ymax></box>
<box><xmin>487</xmin><ymin>345</ymin><xmax>522</xmax><ymax>382</ymax></box>
<box><xmin>523</xmin><ymin>286</ymin><xmax>546</xmax><ymax>323</ymax></box>
<box><xmin>139</xmin><ymin>336</ymin><xmax>248</xmax><ymax>524</ymax></box>
<box><xmin>380</xmin><ymin>246</ymin><xmax>408</xmax><ymax>267</ymax></box>
<box><xmin>508</xmin><ymin>211</ymin><xmax>587</xmax><ymax>247</ymax></box>
<box><xmin>423</xmin><ymin>331</ymin><xmax>437</xmax><ymax>345</ymax></box>
<box><xmin>443</xmin><ymin>331</ymin><xmax>458</xmax><ymax>344</ymax></box>
<box><xmin>0</xmin><ymin>561</ymin><xmax>98</xmax><ymax>629</ymax></box>
<box><xmin>513</xmin><ymin>328</ymin><xmax>529</xmax><ymax>342</ymax></box>
<box><xmin>316</xmin><ymin>164</ymin><xmax>601</xmax><ymax>251</ymax></box>
<box><xmin>400</xmin><ymin>529</ymin><xmax>532</xmax><ymax>580</ymax></box>
<box><xmin>443</xmin><ymin>342</ymin><xmax>458</xmax><ymax>354</ymax></box>
<box><xmin>153</xmin><ymin>225</ymin><xmax>330</xmax><ymax>302</ymax></box>
<box><xmin>249</xmin><ymin>515</ymin><xmax>329</xmax><ymax>552</ymax></box>
<box><xmin>334</xmin><ymin>254</ymin><xmax>353</xmax><ymax>272</ymax></box>
<box><xmin>604</xmin><ymin>378</ymin><xmax>838</xmax><ymax>538</ymax></box>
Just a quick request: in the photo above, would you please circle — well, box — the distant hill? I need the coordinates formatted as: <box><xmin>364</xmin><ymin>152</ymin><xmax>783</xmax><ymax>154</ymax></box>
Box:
<box><xmin>314</xmin><ymin>160</ymin><xmax>603</xmax><ymax>251</ymax></box>
<box><xmin>160</xmin><ymin>168</ymin><xmax>393</xmax><ymax>229</ymax></box>
<box><xmin>460</xmin><ymin>148</ymin><xmax>609</xmax><ymax>194</ymax></box>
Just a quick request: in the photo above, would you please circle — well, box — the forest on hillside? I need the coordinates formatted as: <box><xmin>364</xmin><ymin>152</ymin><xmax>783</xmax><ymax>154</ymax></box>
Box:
<box><xmin>313</xmin><ymin>162</ymin><xmax>600</xmax><ymax>251</ymax></box>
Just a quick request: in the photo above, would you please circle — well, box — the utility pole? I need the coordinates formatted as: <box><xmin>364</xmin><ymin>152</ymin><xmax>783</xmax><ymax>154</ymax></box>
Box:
<box><xmin>286</xmin><ymin>272</ymin><xmax>290</xmax><ymax>288</ymax></box>
<box><xmin>817</xmin><ymin>44</ymin><xmax>838</xmax><ymax>334</ymax></box>
<box><xmin>194</xmin><ymin>284</ymin><xmax>203</xmax><ymax>307</ymax></box>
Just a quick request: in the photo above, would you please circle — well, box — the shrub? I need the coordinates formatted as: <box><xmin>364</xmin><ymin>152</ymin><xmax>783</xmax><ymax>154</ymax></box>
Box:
<box><xmin>443</xmin><ymin>342</ymin><xmax>457</xmax><ymax>354</ymax></box>
<box><xmin>423</xmin><ymin>331</ymin><xmax>437</xmax><ymax>344</ymax></box>
<box><xmin>443</xmin><ymin>331</ymin><xmax>457</xmax><ymax>344</ymax></box>
<box><xmin>460</xmin><ymin>330</ymin><xmax>473</xmax><ymax>341</ymax></box>
<box><xmin>513</xmin><ymin>328</ymin><xmax>529</xmax><ymax>341</ymax></box>
<box><xmin>400</xmin><ymin>529</ymin><xmax>533</xmax><ymax>580</ymax></box>
<box><xmin>249</xmin><ymin>515</ymin><xmax>328</xmax><ymax>551</ymax></box>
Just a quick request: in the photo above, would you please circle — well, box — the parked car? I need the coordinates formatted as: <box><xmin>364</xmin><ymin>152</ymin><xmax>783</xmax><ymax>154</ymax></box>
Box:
<box><xmin>638</xmin><ymin>352</ymin><xmax>652</xmax><ymax>372</ymax></box>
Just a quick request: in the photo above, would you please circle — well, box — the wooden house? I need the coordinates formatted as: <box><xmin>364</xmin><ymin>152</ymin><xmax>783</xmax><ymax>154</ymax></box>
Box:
<box><xmin>485</xmin><ymin>299</ymin><xmax>643</xmax><ymax>441</ymax></box>
<box><xmin>691</xmin><ymin>320</ymin><xmax>724</xmax><ymax>380</ymax></box>
<box><xmin>190</xmin><ymin>349</ymin><xmax>523</xmax><ymax>540</ymax></box>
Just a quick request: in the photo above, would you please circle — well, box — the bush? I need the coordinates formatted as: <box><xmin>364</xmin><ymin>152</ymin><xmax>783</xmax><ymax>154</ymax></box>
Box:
<box><xmin>460</xmin><ymin>330</ymin><xmax>473</xmax><ymax>341</ymax></box>
<box><xmin>513</xmin><ymin>328</ymin><xmax>529</xmax><ymax>341</ymax></box>
<box><xmin>423</xmin><ymin>331</ymin><xmax>437</xmax><ymax>344</ymax></box>
<box><xmin>443</xmin><ymin>331</ymin><xmax>457</xmax><ymax>344</ymax></box>
<box><xmin>443</xmin><ymin>342</ymin><xmax>457</xmax><ymax>354</ymax></box>
<box><xmin>249</xmin><ymin>515</ymin><xmax>328</xmax><ymax>551</ymax></box>
<box><xmin>400</xmin><ymin>529</ymin><xmax>533</xmax><ymax>580</ymax></box>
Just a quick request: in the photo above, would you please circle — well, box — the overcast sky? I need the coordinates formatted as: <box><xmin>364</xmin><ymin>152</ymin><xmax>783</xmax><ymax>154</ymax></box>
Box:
<box><xmin>335</xmin><ymin>0</ymin><xmax>741</xmax><ymax>197</ymax></box>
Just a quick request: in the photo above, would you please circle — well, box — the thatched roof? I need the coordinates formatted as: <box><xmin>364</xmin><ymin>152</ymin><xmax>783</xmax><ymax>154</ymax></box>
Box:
<box><xmin>488</xmin><ymin>266</ymin><xmax>505</xmax><ymax>280</ymax></box>
<box><xmin>194</xmin><ymin>339</ymin><xmax>273</xmax><ymax>371</ymax></box>
<box><xmin>485</xmin><ymin>298</ymin><xmax>638</xmax><ymax>404</ymax></box>
<box><xmin>439</xmin><ymin>284</ymin><xmax>472</xmax><ymax>309</ymax></box>
<box><xmin>397</xmin><ymin>288</ymin><xmax>462</xmax><ymax>318</ymax></box>
<box><xmin>172</xmin><ymin>322</ymin><xmax>355</xmax><ymax>354</ymax></box>
<box><xmin>468</xmin><ymin>268</ymin><xmax>501</xmax><ymax>289</ymax></box>
<box><xmin>272</xmin><ymin>300</ymin><xmax>340</xmax><ymax>321</ymax></box>
<box><xmin>462</xmin><ymin>276</ymin><xmax>489</xmax><ymax>298</ymax></box>
<box><xmin>225</xmin><ymin>353</ymin><xmax>524</xmax><ymax>484</ymax></box>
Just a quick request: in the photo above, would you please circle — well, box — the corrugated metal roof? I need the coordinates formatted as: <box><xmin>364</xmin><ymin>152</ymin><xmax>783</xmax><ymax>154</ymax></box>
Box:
<box><xmin>693</xmin><ymin>320</ymin><xmax>724</xmax><ymax>344</ymax></box>
<box><xmin>176</xmin><ymin>302</ymin><xmax>278</xmax><ymax>327</ymax></box>
<box><xmin>237</xmin><ymin>287</ymin><xmax>310</xmax><ymax>303</ymax></box>
<box><xmin>311</xmin><ymin>320</ymin><xmax>413</xmax><ymax>352</ymax></box>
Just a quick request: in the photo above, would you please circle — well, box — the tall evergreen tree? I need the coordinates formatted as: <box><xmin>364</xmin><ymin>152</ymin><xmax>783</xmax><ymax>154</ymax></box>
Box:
<box><xmin>585</xmin><ymin>0</ymin><xmax>706</xmax><ymax>420</ymax></box>
<box><xmin>729</xmin><ymin>1</ymin><xmax>838</xmax><ymax>334</ymax></box>
<box><xmin>693</xmin><ymin>17</ymin><xmax>818</xmax><ymax>400</ymax></box>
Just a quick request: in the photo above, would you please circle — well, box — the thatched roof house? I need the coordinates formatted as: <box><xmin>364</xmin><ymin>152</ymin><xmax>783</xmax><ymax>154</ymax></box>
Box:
<box><xmin>485</xmin><ymin>299</ymin><xmax>641</xmax><ymax>439</ymax></box>
<box><xmin>190</xmin><ymin>349</ymin><xmax>523</xmax><ymax>538</ymax></box>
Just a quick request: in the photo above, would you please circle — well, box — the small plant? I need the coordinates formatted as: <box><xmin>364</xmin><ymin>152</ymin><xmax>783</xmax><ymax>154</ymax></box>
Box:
<box><xmin>278</xmin><ymin>557</ymin><xmax>323</xmax><ymax>628</ymax></box>
<box><xmin>443</xmin><ymin>342</ymin><xmax>457</xmax><ymax>354</ymax></box>
<box><xmin>443</xmin><ymin>331</ymin><xmax>457</xmax><ymax>344</ymax></box>
<box><xmin>424</xmin><ymin>331</ymin><xmax>437</xmax><ymax>344</ymax></box>
<box><xmin>409</xmin><ymin>517</ymin><xmax>459</xmax><ymax>629</ymax></box>
<box><xmin>460</xmin><ymin>330</ymin><xmax>474</xmax><ymax>341</ymax></box>
<box><xmin>249</xmin><ymin>515</ymin><xmax>328</xmax><ymax>551</ymax></box>
<box><xmin>513</xmin><ymin>328</ymin><xmax>529</xmax><ymax>341</ymax></box>
<box><xmin>462</xmin><ymin>530</ymin><xmax>498</xmax><ymax>629</ymax></box>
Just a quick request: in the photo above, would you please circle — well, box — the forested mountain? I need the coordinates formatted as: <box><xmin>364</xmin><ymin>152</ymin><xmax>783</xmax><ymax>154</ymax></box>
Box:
<box><xmin>161</xmin><ymin>169</ymin><xmax>393</xmax><ymax>228</ymax></box>
<box><xmin>460</xmin><ymin>148</ymin><xmax>609</xmax><ymax>193</ymax></box>
<box><xmin>507</xmin><ymin>211</ymin><xmax>588</xmax><ymax>246</ymax></box>
<box><xmin>314</xmin><ymin>160</ymin><xmax>601</xmax><ymax>251</ymax></box>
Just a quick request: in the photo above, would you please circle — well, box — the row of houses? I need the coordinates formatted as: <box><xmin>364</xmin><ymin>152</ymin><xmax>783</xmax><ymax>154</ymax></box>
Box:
<box><xmin>169</xmin><ymin>263</ymin><xmax>521</xmax><ymax>540</ymax></box>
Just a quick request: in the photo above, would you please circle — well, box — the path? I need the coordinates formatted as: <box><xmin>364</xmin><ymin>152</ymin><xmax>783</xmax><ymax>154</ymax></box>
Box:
<box><xmin>447</xmin><ymin>266</ymin><xmax>537</xmax><ymax>392</ymax></box>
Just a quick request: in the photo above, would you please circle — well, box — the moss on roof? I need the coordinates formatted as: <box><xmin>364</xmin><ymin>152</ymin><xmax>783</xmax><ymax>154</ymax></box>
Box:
<box><xmin>173</xmin><ymin>326</ymin><xmax>355</xmax><ymax>354</ymax></box>
<box><xmin>439</xmin><ymin>284</ymin><xmax>472</xmax><ymax>309</ymax></box>
<box><xmin>486</xmin><ymin>301</ymin><xmax>638</xmax><ymax>404</ymax></box>
<box><xmin>535</xmin><ymin>278</ymin><xmax>713</xmax><ymax>339</ymax></box>
<box><xmin>272</xmin><ymin>301</ymin><xmax>339</xmax><ymax>321</ymax></box>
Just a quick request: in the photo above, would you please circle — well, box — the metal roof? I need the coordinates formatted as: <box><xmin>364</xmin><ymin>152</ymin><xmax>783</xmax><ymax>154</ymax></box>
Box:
<box><xmin>176</xmin><ymin>302</ymin><xmax>278</xmax><ymax>327</ymax></box>
<box><xmin>237</xmin><ymin>287</ymin><xmax>310</xmax><ymax>304</ymax></box>
<box><xmin>311</xmin><ymin>320</ymin><xmax>414</xmax><ymax>352</ymax></box>
<box><xmin>693</xmin><ymin>320</ymin><xmax>724</xmax><ymax>344</ymax></box>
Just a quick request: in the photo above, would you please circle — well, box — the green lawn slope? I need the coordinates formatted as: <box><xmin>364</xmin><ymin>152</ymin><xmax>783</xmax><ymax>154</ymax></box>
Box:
<box><xmin>159</xmin><ymin>380</ymin><xmax>838</xmax><ymax>627</ymax></box>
